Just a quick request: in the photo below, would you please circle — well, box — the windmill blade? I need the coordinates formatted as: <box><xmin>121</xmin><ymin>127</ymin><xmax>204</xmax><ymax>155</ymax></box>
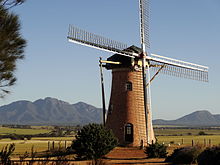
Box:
<box><xmin>139</xmin><ymin>0</ymin><xmax>150</xmax><ymax>49</ymax></box>
<box><xmin>148</xmin><ymin>54</ymin><xmax>209</xmax><ymax>82</ymax></box>
<box><xmin>67</xmin><ymin>25</ymin><xmax>138</xmax><ymax>58</ymax></box>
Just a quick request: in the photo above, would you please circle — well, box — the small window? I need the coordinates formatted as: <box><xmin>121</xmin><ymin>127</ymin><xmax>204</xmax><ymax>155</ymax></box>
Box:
<box><xmin>125</xmin><ymin>81</ymin><xmax>132</xmax><ymax>91</ymax></box>
<box><xmin>126</xmin><ymin>126</ymin><xmax>132</xmax><ymax>134</ymax></box>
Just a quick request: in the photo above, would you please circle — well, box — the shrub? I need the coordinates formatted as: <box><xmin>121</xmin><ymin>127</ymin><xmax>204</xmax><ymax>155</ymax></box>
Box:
<box><xmin>198</xmin><ymin>131</ymin><xmax>207</xmax><ymax>135</ymax></box>
<box><xmin>145</xmin><ymin>141</ymin><xmax>168</xmax><ymax>158</ymax></box>
<box><xmin>197</xmin><ymin>146</ymin><xmax>220</xmax><ymax>165</ymax></box>
<box><xmin>70</xmin><ymin>123</ymin><xmax>118</xmax><ymax>160</ymax></box>
<box><xmin>0</xmin><ymin>143</ymin><xmax>15</xmax><ymax>165</ymax></box>
<box><xmin>165</xmin><ymin>146</ymin><xmax>203</xmax><ymax>164</ymax></box>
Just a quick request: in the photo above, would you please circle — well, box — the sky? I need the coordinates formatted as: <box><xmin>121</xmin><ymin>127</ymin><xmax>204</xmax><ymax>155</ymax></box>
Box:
<box><xmin>2</xmin><ymin>0</ymin><xmax>220</xmax><ymax>120</ymax></box>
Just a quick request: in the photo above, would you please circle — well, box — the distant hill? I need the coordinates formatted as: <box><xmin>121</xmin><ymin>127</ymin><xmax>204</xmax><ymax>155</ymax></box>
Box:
<box><xmin>153</xmin><ymin>110</ymin><xmax>220</xmax><ymax>126</ymax></box>
<box><xmin>0</xmin><ymin>98</ymin><xmax>218</xmax><ymax>126</ymax></box>
<box><xmin>0</xmin><ymin>97</ymin><xmax>102</xmax><ymax>125</ymax></box>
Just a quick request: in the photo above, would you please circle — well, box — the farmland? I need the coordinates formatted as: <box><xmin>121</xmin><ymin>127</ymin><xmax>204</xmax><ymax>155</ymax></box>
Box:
<box><xmin>0</xmin><ymin>125</ymin><xmax>220</xmax><ymax>158</ymax></box>
<box><xmin>0</xmin><ymin>125</ymin><xmax>75</xmax><ymax>157</ymax></box>
<box><xmin>0</xmin><ymin>126</ymin><xmax>51</xmax><ymax>135</ymax></box>
<box><xmin>155</xmin><ymin>126</ymin><xmax>220</xmax><ymax>146</ymax></box>
<box><xmin>0</xmin><ymin>137</ymin><xmax>73</xmax><ymax>156</ymax></box>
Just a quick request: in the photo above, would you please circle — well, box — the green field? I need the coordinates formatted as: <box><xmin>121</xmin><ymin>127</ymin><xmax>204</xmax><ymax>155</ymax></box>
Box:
<box><xmin>0</xmin><ymin>126</ymin><xmax>51</xmax><ymax>135</ymax></box>
<box><xmin>0</xmin><ymin>126</ymin><xmax>220</xmax><ymax>157</ymax></box>
<box><xmin>154</xmin><ymin>128</ymin><xmax>220</xmax><ymax>136</ymax></box>
<box><xmin>155</xmin><ymin>127</ymin><xmax>220</xmax><ymax>146</ymax></box>
<box><xmin>157</xmin><ymin>135</ymin><xmax>220</xmax><ymax>146</ymax></box>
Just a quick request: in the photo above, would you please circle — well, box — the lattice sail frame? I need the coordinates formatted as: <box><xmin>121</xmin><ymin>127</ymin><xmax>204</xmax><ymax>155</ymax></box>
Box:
<box><xmin>68</xmin><ymin>25</ymin><xmax>137</xmax><ymax>58</ymax></box>
<box><xmin>140</xmin><ymin>0</ymin><xmax>150</xmax><ymax>49</ymax></box>
<box><xmin>149</xmin><ymin>54</ymin><xmax>208</xmax><ymax>82</ymax></box>
<box><xmin>67</xmin><ymin>25</ymin><xmax>209</xmax><ymax>82</ymax></box>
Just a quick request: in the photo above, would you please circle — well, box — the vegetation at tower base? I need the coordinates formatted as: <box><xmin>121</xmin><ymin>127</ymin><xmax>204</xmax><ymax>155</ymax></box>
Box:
<box><xmin>70</xmin><ymin>123</ymin><xmax>118</xmax><ymax>160</ymax></box>
<box><xmin>165</xmin><ymin>145</ymin><xmax>203</xmax><ymax>164</ymax></box>
<box><xmin>197</xmin><ymin>146</ymin><xmax>220</xmax><ymax>165</ymax></box>
<box><xmin>0</xmin><ymin>0</ymin><xmax>26</xmax><ymax>98</ymax></box>
<box><xmin>144</xmin><ymin>141</ymin><xmax>168</xmax><ymax>158</ymax></box>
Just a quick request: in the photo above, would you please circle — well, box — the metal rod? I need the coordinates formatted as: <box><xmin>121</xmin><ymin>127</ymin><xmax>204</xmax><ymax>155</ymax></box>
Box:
<box><xmin>146</xmin><ymin>65</ymin><xmax>165</xmax><ymax>86</ymax></box>
<box><xmin>100</xmin><ymin>60</ymin><xmax>121</xmax><ymax>65</ymax></box>
<box><xmin>99</xmin><ymin>57</ymin><xmax>106</xmax><ymax>126</ymax></box>
<box><xmin>141</xmin><ymin>53</ymin><xmax>149</xmax><ymax>144</ymax></box>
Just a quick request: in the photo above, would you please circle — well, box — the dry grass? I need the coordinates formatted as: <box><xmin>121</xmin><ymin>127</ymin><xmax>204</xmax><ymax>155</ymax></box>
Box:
<box><xmin>0</xmin><ymin>137</ymin><xmax>73</xmax><ymax>157</ymax></box>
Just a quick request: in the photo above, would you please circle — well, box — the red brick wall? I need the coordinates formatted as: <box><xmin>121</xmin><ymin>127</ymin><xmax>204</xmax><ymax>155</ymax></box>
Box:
<box><xmin>106</xmin><ymin>68</ymin><xmax>150</xmax><ymax>147</ymax></box>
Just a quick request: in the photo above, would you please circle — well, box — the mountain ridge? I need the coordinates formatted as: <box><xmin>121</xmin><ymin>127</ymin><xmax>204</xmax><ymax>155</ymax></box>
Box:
<box><xmin>0</xmin><ymin>97</ymin><xmax>102</xmax><ymax>125</ymax></box>
<box><xmin>153</xmin><ymin>110</ymin><xmax>220</xmax><ymax>126</ymax></box>
<box><xmin>0</xmin><ymin>98</ymin><xmax>219</xmax><ymax>126</ymax></box>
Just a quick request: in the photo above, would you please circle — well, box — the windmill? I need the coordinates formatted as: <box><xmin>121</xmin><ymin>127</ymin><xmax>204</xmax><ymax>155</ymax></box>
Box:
<box><xmin>67</xmin><ymin>0</ymin><xmax>208</xmax><ymax>147</ymax></box>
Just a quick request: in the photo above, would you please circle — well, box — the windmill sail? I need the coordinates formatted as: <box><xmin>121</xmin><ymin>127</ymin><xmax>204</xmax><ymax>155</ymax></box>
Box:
<box><xmin>149</xmin><ymin>54</ymin><xmax>209</xmax><ymax>82</ymax></box>
<box><xmin>68</xmin><ymin>25</ymin><xmax>138</xmax><ymax>58</ymax></box>
<box><xmin>140</xmin><ymin>0</ymin><xmax>150</xmax><ymax>49</ymax></box>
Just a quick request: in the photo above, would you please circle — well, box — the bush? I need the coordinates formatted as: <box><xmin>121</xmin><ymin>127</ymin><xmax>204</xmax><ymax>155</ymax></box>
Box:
<box><xmin>198</xmin><ymin>131</ymin><xmax>207</xmax><ymax>135</ymax></box>
<box><xmin>145</xmin><ymin>141</ymin><xmax>168</xmax><ymax>158</ymax></box>
<box><xmin>8</xmin><ymin>134</ymin><xmax>32</xmax><ymax>140</ymax></box>
<box><xmin>197</xmin><ymin>146</ymin><xmax>220</xmax><ymax>165</ymax></box>
<box><xmin>70</xmin><ymin>123</ymin><xmax>118</xmax><ymax>160</ymax></box>
<box><xmin>0</xmin><ymin>143</ymin><xmax>15</xmax><ymax>165</ymax></box>
<box><xmin>165</xmin><ymin>146</ymin><xmax>203</xmax><ymax>164</ymax></box>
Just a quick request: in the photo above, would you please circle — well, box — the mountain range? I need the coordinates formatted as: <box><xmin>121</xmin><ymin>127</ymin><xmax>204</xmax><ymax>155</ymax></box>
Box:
<box><xmin>153</xmin><ymin>110</ymin><xmax>220</xmax><ymax>126</ymax></box>
<box><xmin>0</xmin><ymin>97</ymin><xmax>102</xmax><ymax>125</ymax></box>
<box><xmin>0</xmin><ymin>97</ymin><xmax>219</xmax><ymax>126</ymax></box>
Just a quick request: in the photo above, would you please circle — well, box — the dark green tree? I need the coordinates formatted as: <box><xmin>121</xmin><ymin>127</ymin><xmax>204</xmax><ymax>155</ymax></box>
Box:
<box><xmin>0</xmin><ymin>0</ymin><xmax>26</xmax><ymax>97</ymax></box>
<box><xmin>70</xmin><ymin>123</ymin><xmax>118</xmax><ymax>160</ymax></box>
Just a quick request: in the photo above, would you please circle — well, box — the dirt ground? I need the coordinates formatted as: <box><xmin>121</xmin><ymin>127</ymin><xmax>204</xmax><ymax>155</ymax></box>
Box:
<box><xmin>11</xmin><ymin>147</ymin><xmax>170</xmax><ymax>165</ymax></box>
<box><xmin>103</xmin><ymin>147</ymin><xmax>169</xmax><ymax>165</ymax></box>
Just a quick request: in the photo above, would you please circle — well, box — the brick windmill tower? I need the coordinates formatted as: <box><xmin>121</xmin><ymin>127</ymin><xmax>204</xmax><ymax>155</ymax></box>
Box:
<box><xmin>67</xmin><ymin>0</ymin><xmax>209</xmax><ymax>147</ymax></box>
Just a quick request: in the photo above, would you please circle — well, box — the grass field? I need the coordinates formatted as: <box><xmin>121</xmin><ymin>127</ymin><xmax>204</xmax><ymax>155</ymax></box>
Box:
<box><xmin>0</xmin><ymin>137</ymin><xmax>74</xmax><ymax>156</ymax></box>
<box><xmin>155</xmin><ymin>127</ymin><xmax>220</xmax><ymax>146</ymax></box>
<box><xmin>157</xmin><ymin>135</ymin><xmax>220</xmax><ymax>146</ymax></box>
<box><xmin>154</xmin><ymin>128</ymin><xmax>220</xmax><ymax>136</ymax></box>
<box><xmin>0</xmin><ymin>126</ymin><xmax>51</xmax><ymax>135</ymax></box>
<box><xmin>0</xmin><ymin>126</ymin><xmax>220</xmax><ymax>158</ymax></box>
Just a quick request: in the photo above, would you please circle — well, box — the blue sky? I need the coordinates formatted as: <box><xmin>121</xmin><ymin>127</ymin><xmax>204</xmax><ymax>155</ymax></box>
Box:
<box><xmin>2</xmin><ymin>0</ymin><xmax>220</xmax><ymax>120</ymax></box>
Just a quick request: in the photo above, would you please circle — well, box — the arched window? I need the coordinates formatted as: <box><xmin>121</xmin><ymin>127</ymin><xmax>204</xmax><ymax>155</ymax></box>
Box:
<box><xmin>125</xmin><ymin>81</ymin><xmax>132</xmax><ymax>91</ymax></box>
<box><xmin>125</xmin><ymin>123</ymin><xmax>133</xmax><ymax>143</ymax></box>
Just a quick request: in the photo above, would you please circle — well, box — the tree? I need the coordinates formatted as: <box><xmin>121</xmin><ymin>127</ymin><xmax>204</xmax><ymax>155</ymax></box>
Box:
<box><xmin>0</xmin><ymin>0</ymin><xmax>26</xmax><ymax>97</ymax></box>
<box><xmin>70</xmin><ymin>123</ymin><xmax>118</xmax><ymax>160</ymax></box>
<box><xmin>1</xmin><ymin>0</ymin><xmax>25</xmax><ymax>9</ymax></box>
